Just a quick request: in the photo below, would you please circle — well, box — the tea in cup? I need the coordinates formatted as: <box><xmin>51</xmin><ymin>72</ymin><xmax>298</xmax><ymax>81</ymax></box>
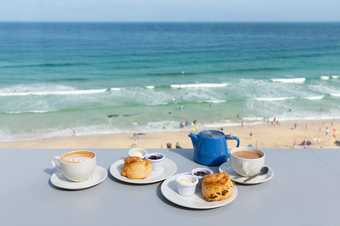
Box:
<box><xmin>52</xmin><ymin>150</ymin><xmax>96</xmax><ymax>182</ymax></box>
<box><xmin>230</xmin><ymin>148</ymin><xmax>265</xmax><ymax>177</ymax></box>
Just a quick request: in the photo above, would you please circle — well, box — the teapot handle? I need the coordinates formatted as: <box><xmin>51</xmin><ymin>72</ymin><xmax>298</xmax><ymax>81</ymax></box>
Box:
<box><xmin>225</xmin><ymin>134</ymin><xmax>240</xmax><ymax>148</ymax></box>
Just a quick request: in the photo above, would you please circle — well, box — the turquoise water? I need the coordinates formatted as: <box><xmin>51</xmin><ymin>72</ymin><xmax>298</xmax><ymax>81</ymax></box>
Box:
<box><xmin>1</xmin><ymin>22</ymin><xmax>340</xmax><ymax>140</ymax></box>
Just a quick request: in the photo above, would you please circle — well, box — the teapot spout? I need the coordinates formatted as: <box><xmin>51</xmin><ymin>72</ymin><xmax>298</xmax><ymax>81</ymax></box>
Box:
<box><xmin>188</xmin><ymin>133</ymin><xmax>199</xmax><ymax>147</ymax></box>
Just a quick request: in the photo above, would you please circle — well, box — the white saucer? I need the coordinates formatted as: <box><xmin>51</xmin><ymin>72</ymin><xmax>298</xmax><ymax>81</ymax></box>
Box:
<box><xmin>110</xmin><ymin>158</ymin><xmax>177</xmax><ymax>184</ymax></box>
<box><xmin>219</xmin><ymin>162</ymin><xmax>273</xmax><ymax>185</ymax></box>
<box><xmin>50</xmin><ymin>165</ymin><xmax>108</xmax><ymax>190</ymax></box>
<box><xmin>161</xmin><ymin>174</ymin><xmax>238</xmax><ymax>209</ymax></box>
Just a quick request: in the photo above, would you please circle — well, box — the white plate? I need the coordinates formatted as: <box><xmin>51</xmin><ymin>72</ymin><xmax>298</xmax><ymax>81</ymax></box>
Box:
<box><xmin>50</xmin><ymin>165</ymin><xmax>107</xmax><ymax>190</ymax></box>
<box><xmin>219</xmin><ymin>162</ymin><xmax>273</xmax><ymax>185</ymax></box>
<box><xmin>110</xmin><ymin>158</ymin><xmax>177</xmax><ymax>184</ymax></box>
<box><xmin>161</xmin><ymin>174</ymin><xmax>238</xmax><ymax>209</ymax></box>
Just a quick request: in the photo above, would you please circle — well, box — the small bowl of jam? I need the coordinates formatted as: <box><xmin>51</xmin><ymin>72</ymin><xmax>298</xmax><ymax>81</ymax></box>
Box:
<box><xmin>191</xmin><ymin>168</ymin><xmax>213</xmax><ymax>179</ymax></box>
<box><xmin>145</xmin><ymin>153</ymin><xmax>165</xmax><ymax>171</ymax></box>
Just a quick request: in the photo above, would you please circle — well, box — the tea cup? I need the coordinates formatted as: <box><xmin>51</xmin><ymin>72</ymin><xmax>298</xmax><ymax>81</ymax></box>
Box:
<box><xmin>230</xmin><ymin>148</ymin><xmax>265</xmax><ymax>177</ymax></box>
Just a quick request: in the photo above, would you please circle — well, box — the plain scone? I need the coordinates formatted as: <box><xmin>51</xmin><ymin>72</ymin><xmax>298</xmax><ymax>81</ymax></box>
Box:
<box><xmin>121</xmin><ymin>156</ymin><xmax>152</xmax><ymax>179</ymax></box>
<box><xmin>201</xmin><ymin>172</ymin><xmax>234</xmax><ymax>202</ymax></box>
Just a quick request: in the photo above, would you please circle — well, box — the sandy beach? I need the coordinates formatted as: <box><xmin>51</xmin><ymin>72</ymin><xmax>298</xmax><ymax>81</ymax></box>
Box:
<box><xmin>0</xmin><ymin>119</ymin><xmax>339</xmax><ymax>149</ymax></box>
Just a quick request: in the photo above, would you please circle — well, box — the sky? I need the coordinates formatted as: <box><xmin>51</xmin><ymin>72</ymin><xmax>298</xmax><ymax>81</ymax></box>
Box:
<box><xmin>1</xmin><ymin>0</ymin><xmax>340</xmax><ymax>22</ymax></box>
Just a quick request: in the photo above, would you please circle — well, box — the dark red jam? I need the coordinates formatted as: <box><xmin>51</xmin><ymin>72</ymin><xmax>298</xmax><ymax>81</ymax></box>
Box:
<box><xmin>148</xmin><ymin>155</ymin><xmax>163</xmax><ymax>160</ymax></box>
<box><xmin>194</xmin><ymin>171</ymin><xmax>210</xmax><ymax>177</ymax></box>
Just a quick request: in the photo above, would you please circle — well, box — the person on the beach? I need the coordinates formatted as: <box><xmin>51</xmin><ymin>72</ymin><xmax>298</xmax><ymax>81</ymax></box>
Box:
<box><xmin>191</xmin><ymin>120</ymin><xmax>199</xmax><ymax>132</ymax></box>
<box><xmin>325</xmin><ymin>127</ymin><xmax>330</xmax><ymax>136</ymax></box>
<box><xmin>332</xmin><ymin>127</ymin><xmax>336</xmax><ymax>139</ymax></box>
<box><xmin>71</xmin><ymin>128</ymin><xmax>76</xmax><ymax>136</ymax></box>
<box><xmin>179</xmin><ymin>121</ymin><xmax>186</xmax><ymax>128</ymax></box>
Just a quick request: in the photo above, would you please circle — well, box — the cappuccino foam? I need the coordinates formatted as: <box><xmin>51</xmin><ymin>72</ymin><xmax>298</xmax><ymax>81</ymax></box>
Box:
<box><xmin>61</xmin><ymin>151</ymin><xmax>95</xmax><ymax>163</ymax></box>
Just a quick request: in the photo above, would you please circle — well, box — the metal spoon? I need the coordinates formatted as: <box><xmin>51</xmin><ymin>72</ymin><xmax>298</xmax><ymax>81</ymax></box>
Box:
<box><xmin>243</xmin><ymin>166</ymin><xmax>269</xmax><ymax>183</ymax></box>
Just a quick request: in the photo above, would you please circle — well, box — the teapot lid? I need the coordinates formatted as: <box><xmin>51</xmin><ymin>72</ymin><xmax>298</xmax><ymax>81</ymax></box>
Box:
<box><xmin>199</xmin><ymin>130</ymin><xmax>224</xmax><ymax>138</ymax></box>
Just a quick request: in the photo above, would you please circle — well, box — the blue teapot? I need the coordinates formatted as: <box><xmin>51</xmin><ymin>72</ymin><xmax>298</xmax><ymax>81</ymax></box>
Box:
<box><xmin>189</xmin><ymin>130</ymin><xmax>240</xmax><ymax>166</ymax></box>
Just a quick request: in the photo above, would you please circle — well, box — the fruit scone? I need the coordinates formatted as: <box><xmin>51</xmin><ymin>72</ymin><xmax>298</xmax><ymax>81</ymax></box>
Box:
<box><xmin>201</xmin><ymin>172</ymin><xmax>234</xmax><ymax>201</ymax></box>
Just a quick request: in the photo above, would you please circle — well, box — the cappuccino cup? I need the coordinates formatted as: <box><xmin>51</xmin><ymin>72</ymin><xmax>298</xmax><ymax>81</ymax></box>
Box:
<box><xmin>230</xmin><ymin>148</ymin><xmax>265</xmax><ymax>177</ymax></box>
<box><xmin>52</xmin><ymin>150</ymin><xmax>96</xmax><ymax>182</ymax></box>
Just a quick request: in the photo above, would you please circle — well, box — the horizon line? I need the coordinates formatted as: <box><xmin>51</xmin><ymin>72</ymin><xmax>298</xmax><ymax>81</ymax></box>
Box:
<box><xmin>0</xmin><ymin>20</ymin><xmax>340</xmax><ymax>23</ymax></box>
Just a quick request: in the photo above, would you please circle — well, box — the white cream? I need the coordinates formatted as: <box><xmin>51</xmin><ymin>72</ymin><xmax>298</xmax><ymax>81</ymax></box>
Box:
<box><xmin>178</xmin><ymin>177</ymin><xmax>194</xmax><ymax>186</ymax></box>
<box><xmin>128</xmin><ymin>148</ymin><xmax>146</xmax><ymax>158</ymax></box>
<box><xmin>130</xmin><ymin>152</ymin><xmax>143</xmax><ymax>158</ymax></box>
<box><xmin>176</xmin><ymin>175</ymin><xmax>198</xmax><ymax>197</ymax></box>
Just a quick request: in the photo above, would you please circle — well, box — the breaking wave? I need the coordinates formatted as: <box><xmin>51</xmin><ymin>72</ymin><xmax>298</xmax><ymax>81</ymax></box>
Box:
<box><xmin>271</xmin><ymin>77</ymin><xmax>306</xmax><ymax>84</ymax></box>
<box><xmin>0</xmin><ymin>86</ymin><xmax>121</xmax><ymax>97</ymax></box>
<box><xmin>170</xmin><ymin>83</ymin><xmax>228</xmax><ymax>89</ymax></box>
<box><xmin>255</xmin><ymin>97</ymin><xmax>295</xmax><ymax>101</ymax></box>
<box><xmin>303</xmin><ymin>95</ymin><xmax>325</xmax><ymax>100</ymax></box>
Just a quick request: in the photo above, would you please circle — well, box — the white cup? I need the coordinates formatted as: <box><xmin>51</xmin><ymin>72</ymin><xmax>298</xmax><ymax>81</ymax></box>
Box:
<box><xmin>52</xmin><ymin>150</ymin><xmax>96</xmax><ymax>182</ymax></box>
<box><xmin>230</xmin><ymin>148</ymin><xmax>265</xmax><ymax>177</ymax></box>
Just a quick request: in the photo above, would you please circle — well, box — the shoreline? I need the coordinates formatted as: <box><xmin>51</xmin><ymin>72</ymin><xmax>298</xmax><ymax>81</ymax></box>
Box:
<box><xmin>0</xmin><ymin>119</ymin><xmax>339</xmax><ymax>149</ymax></box>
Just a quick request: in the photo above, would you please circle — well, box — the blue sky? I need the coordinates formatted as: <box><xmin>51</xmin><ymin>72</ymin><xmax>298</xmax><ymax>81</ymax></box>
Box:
<box><xmin>1</xmin><ymin>0</ymin><xmax>340</xmax><ymax>22</ymax></box>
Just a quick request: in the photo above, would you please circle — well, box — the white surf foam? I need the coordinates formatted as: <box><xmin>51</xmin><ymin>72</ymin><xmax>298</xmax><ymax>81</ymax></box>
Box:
<box><xmin>203</xmin><ymin>99</ymin><xmax>226</xmax><ymax>104</ymax></box>
<box><xmin>242</xmin><ymin>117</ymin><xmax>264</xmax><ymax>121</ymax></box>
<box><xmin>0</xmin><ymin>87</ymin><xmax>121</xmax><ymax>96</ymax></box>
<box><xmin>204</xmin><ymin>122</ymin><xmax>241</xmax><ymax>128</ymax></box>
<box><xmin>331</xmin><ymin>75</ymin><xmax>339</xmax><ymax>79</ymax></box>
<box><xmin>170</xmin><ymin>83</ymin><xmax>228</xmax><ymax>89</ymax></box>
<box><xmin>320</xmin><ymin>75</ymin><xmax>330</xmax><ymax>80</ymax></box>
<box><xmin>203</xmin><ymin>120</ymin><xmax>263</xmax><ymax>128</ymax></box>
<box><xmin>145</xmin><ymin>85</ymin><xmax>155</xmax><ymax>89</ymax></box>
<box><xmin>5</xmin><ymin>110</ymin><xmax>50</xmax><ymax>114</ymax></box>
<box><xmin>308</xmin><ymin>84</ymin><xmax>339</xmax><ymax>95</ymax></box>
<box><xmin>271</xmin><ymin>78</ymin><xmax>306</xmax><ymax>84</ymax></box>
<box><xmin>273</xmin><ymin>115</ymin><xmax>340</xmax><ymax>122</ymax></box>
<box><xmin>255</xmin><ymin>97</ymin><xmax>295</xmax><ymax>101</ymax></box>
<box><xmin>303</xmin><ymin>95</ymin><xmax>325</xmax><ymax>100</ymax></box>
<box><xmin>330</xmin><ymin>93</ymin><xmax>340</xmax><ymax>97</ymax></box>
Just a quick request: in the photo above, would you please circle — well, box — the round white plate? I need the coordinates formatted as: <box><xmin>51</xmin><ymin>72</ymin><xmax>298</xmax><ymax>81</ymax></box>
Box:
<box><xmin>110</xmin><ymin>158</ymin><xmax>177</xmax><ymax>184</ymax></box>
<box><xmin>50</xmin><ymin>165</ymin><xmax>108</xmax><ymax>190</ymax></box>
<box><xmin>219</xmin><ymin>162</ymin><xmax>273</xmax><ymax>185</ymax></box>
<box><xmin>161</xmin><ymin>174</ymin><xmax>238</xmax><ymax>209</ymax></box>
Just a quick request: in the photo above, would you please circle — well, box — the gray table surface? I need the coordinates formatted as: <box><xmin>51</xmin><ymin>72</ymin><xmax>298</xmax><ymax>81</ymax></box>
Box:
<box><xmin>0</xmin><ymin>148</ymin><xmax>339</xmax><ymax>226</ymax></box>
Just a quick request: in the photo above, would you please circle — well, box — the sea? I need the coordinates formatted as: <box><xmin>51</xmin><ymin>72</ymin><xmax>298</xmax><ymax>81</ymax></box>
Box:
<box><xmin>0</xmin><ymin>22</ymin><xmax>340</xmax><ymax>141</ymax></box>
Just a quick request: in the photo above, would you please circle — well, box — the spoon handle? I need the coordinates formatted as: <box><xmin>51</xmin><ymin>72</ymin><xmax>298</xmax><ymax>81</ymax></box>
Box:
<box><xmin>243</xmin><ymin>173</ymin><xmax>259</xmax><ymax>182</ymax></box>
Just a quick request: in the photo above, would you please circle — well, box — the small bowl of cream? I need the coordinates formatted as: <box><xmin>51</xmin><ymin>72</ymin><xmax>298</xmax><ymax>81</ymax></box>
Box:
<box><xmin>128</xmin><ymin>148</ymin><xmax>147</xmax><ymax>158</ymax></box>
<box><xmin>175</xmin><ymin>174</ymin><xmax>198</xmax><ymax>196</ymax></box>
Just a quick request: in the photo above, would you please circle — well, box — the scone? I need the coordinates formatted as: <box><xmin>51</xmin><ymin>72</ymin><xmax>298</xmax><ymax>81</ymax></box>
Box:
<box><xmin>121</xmin><ymin>156</ymin><xmax>152</xmax><ymax>179</ymax></box>
<box><xmin>201</xmin><ymin>172</ymin><xmax>234</xmax><ymax>202</ymax></box>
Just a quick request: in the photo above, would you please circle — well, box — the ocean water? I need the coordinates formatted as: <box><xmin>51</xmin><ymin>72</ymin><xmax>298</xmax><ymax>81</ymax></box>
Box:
<box><xmin>1</xmin><ymin>22</ymin><xmax>340</xmax><ymax>140</ymax></box>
